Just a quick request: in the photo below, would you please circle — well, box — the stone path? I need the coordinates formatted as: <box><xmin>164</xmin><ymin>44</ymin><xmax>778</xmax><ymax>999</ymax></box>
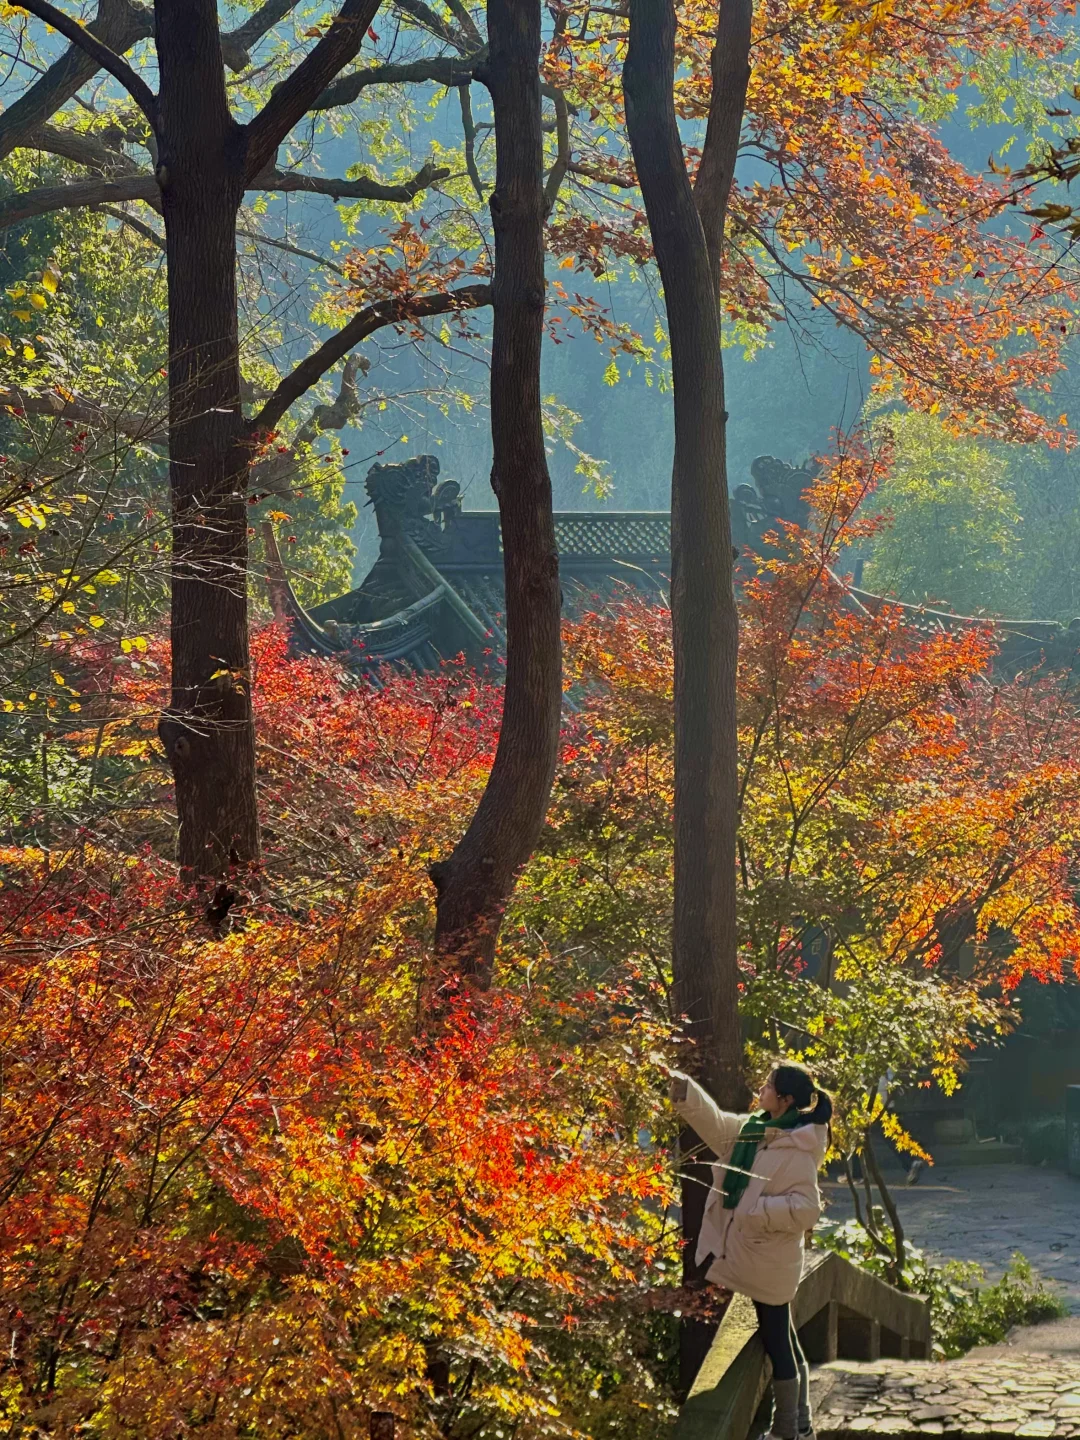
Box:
<box><xmin>814</xmin><ymin>1354</ymin><xmax>1080</xmax><ymax>1437</ymax></box>
<box><xmin>822</xmin><ymin>1165</ymin><xmax>1080</xmax><ymax>1310</ymax></box>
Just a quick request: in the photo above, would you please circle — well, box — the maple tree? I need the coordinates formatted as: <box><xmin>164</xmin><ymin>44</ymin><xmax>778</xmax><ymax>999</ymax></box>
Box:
<box><xmin>5</xmin><ymin>433</ymin><xmax>1080</xmax><ymax>1428</ymax></box>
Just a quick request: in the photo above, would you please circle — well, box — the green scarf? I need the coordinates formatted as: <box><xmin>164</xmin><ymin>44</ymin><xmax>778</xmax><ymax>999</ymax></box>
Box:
<box><xmin>721</xmin><ymin>1107</ymin><xmax>804</xmax><ymax>1210</ymax></box>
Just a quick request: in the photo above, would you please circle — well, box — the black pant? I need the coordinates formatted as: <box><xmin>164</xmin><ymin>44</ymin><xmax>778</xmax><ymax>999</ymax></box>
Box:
<box><xmin>753</xmin><ymin>1300</ymin><xmax>806</xmax><ymax>1382</ymax></box>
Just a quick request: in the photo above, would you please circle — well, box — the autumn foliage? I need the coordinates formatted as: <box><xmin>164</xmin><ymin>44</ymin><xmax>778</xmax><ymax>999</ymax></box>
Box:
<box><xmin>4</xmin><ymin>448</ymin><xmax>1080</xmax><ymax>1432</ymax></box>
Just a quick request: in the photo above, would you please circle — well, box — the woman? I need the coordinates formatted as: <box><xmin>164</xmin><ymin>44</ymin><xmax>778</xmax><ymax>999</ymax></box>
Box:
<box><xmin>669</xmin><ymin>1063</ymin><xmax>832</xmax><ymax>1440</ymax></box>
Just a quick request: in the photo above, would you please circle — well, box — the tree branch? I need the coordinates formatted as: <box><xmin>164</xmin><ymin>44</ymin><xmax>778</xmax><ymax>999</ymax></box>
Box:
<box><xmin>254</xmin><ymin>158</ymin><xmax>450</xmax><ymax>203</ymax></box>
<box><xmin>100</xmin><ymin>203</ymin><xmax>165</xmax><ymax>246</ymax></box>
<box><xmin>313</xmin><ymin>50</ymin><xmax>482</xmax><ymax>110</ymax></box>
<box><xmin>0</xmin><ymin>161</ymin><xmax>448</xmax><ymax>231</ymax></box>
<box><xmin>567</xmin><ymin>158</ymin><xmax>636</xmax><ymax>187</ymax></box>
<box><xmin>0</xmin><ymin>175</ymin><xmax>158</xmax><ymax>230</ymax></box>
<box><xmin>0</xmin><ymin>384</ymin><xmax>162</xmax><ymax>440</ymax></box>
<box><xmin>26</xmin><ymin>122</ymin><xmax>144</xmax><ymax>176</ymax></box>
<box><xmin>220</xmin><ymin>0</ymin><xmax>301</xmax><ymax>72</ymax></box>
<box><xmin>693</xmin><ymin>0</ymin><xmax>753</xmax><ymax>295</ymax></box>
<box><xmin>0</xmin><ymin>0</ymin><xmax>152</xmax><ymax>162</ymax></box>
<box><xmin>14</xmin><ymin>0</ymin><xmax>158</xmax><ymax>128</ymax></box>
<box><xmin>459</xmin><ymin>83</ymin><xmax>484</xmax><ymax>200</ymax></box>
<box><xmin>237</xmin><ymin>226</ymin><xmax>348</xmax><ymax>275</ymax></box>
<box><xmin>443</xmin><ymin>0</ymin><xmax>483</xmax><ymax>49</ymax></box>
<box><xmin>542</xmin><ymin>86</ymin><xmax>570</xmax><ymax>215</ymax></box>
<box><xmin>243</xmin><ymin>0</ymin><xmax>384</xmax><ymax>181</ymax></box>
<box><xmin>249</xmin><ymin>281</ymin><xmax>491</xmax><ymax>437</ymax></box>
<box><xmin>393</xmin><ymin>0</ymin><xmax>462</xmax><ymax>48</ymax></box>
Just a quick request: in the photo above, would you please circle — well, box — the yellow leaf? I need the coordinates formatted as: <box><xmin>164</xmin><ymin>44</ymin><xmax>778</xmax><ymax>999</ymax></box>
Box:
<box><xmin>29</xmin><ymin>293</ymin><xmax>47</xmax><ymax>310</ymax></box>
<box><xmin>22</xmin><ymin>344</ymin><xmax>35</xmax><ymax>360</ymax></box>
<box><xmin>40</xmin><ymin>266</ymin><xmax>59</xmax><ymax>295</ymax></box>
<box><xmin>1060</xmin><ymin>414</ymin><xmax>1069</xmax><ymax>426</ymax></box>
<box><xmin>13</xmin><ymin>311</ymin><xmax>30</xmax><ymax>324</ymax></box>
<box><xmin>559</xmin><ymin>256</ymin><xmax>576</xmax><ymax>269</ymax></box>
<box><xmin>61</xmin><ymin>601</ymin><xmax>75</xmax><ymax>614</ymax></box>
<box><xmin>88</xmin><ymin>615</ymin><xmax>105</xmax><ymax>628</ymax></box>
<box><xmin>68</xmin><ymin>702</ymin><xmax>81</xmax><ymax>711</ymax></box>
<box><xmin>0</xmin><ymin>335</ymin><xmax>12</xmax><ymax>355</ymax></box>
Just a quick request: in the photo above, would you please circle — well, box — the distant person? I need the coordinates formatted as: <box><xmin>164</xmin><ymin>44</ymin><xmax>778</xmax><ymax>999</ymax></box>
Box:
<box><xmin>669</xmin><ymin>1062</ymin><xmax>832</xmax><ymax>1440</ymax></box>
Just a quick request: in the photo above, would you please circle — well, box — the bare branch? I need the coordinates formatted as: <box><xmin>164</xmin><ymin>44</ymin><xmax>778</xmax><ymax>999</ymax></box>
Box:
<box><xmin>250</xmin><ymin>357</ymin><xmax>365</xmax><ymax>500</ymax></box>
<box><xmin>0</xmin><ymin>384</ymin><xmax>162</xmax><ymax>440</ymax></box>
<box><xmin>694</xmin><ymin>0</ymin><xmax>753</xmax><ymax>295</ymax></box>
<box><xmin>26</xmin><ymin>123</ymin><xmax>144</xmax><ymax>176</ymax></box>
<box><xmin>567</xmin><ymin>158</ymin><xmax>636</xmax><ymax>187</ymax></box>
<box><xmin>0</xmin><ymin>0</ymin><xmax>152</xmax><ymax>162</ymax></box>
<box><xmin>249</xmin><ymin>281</ymin><xmax>491</xmax><ymax>436</ymax></box>
<box><xmin>255</xmin><ymin>158</ymin><xmax>450</xmax><ymax>203</ymax></box>
<box><xmin>220</xmin><ymin>0</ymin><xmax>301</xmax><ymax>73</ymax></box>
<box><xmin>243</xmin><ymin>0</ymin><xmax>383</xmax><ymax>181</ymax></box>
<box><xmin>393</xmin><ymin>0</ymin><xmax>462</xmax><ymax>48</ymax></box>
<box><xmin>313</xmin><ymin>50</ymin><xmax>481</xmax><ymax>110</ymax></box>
<box><xmin>237</xmin><ymin>227</ymin><xmax>348</xmax><ymax>275</ymax></box>
<box><xmin>543</xmin><ymin>86</ymin><xmax>570</xmax><ymax>215</ymax></box>
<box><xmin>459</xmin><ymin>83</ymin><xmax>484</xmax><ymax>200</ymax></box>
<box><xmin>0</xmin><ymin>175</ymin><xmax>158</xmax><ymax>230</ymax></box>
<box><xmin>14</xmin><ymin>0</ymin><xmax>158</xmax><ymax>128</ymax></box>
<box><xmin>443</xmin><ymin>0</ymin><xmax>483</xmax><ymax>49</ymax></box>
<box><xmin>100</xmin><ymin>203</ymin><xmax>165</xmax><ymax>246</ymax></box>
<box><xmin>0</xmin><ymin>161</ymin><xmax>448</xmax><ymax>230</ymax></box>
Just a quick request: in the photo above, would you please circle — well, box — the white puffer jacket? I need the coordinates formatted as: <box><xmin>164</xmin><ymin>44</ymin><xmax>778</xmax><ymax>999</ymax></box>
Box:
<box><xmin>675</xmin><ymin>1075</ymin><xmax>828</xmax><ymax>1306</ymax></box>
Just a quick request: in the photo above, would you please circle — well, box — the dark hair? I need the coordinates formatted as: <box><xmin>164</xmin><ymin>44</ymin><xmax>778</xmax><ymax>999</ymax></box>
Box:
<box><xmin>771</xmin><ymin>1063</ymin><xmax>834</xmax><ymax>1127</ymax></box>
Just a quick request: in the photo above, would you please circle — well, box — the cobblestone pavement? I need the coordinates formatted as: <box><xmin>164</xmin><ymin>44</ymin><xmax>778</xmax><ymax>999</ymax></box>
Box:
<box><xmin>822</xmin><ymin>1165</ymin><xmax>1080</xmax><ymax>1310</ymax></box>
<box><xmin>815</xmin><ymin>1354</ymin><xmax>1080</xmax><ymax>1437</ymax></box>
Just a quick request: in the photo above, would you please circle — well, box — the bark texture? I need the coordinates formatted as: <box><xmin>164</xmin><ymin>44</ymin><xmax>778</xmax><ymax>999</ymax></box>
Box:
<box><xmin>154</xmin><ymin>0</ymin><xmax>256</xmax><ymax>876</ymax></box>
<box><xmin>429</xmin><ymin>0</ymin><xmax>561</xmax><ymax>983</ymax></box>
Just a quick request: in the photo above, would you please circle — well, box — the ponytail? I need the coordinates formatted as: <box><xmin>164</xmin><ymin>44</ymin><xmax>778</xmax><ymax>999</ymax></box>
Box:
<box><xmin>807</xmin><ymin>1089</ymin><xmax>833</xmax><ymax>1127</ymax></box>
<box><xmin>771</xmin><ymin>1062</ymin><xmax>833</xmax><ymax>1129</ymax></box>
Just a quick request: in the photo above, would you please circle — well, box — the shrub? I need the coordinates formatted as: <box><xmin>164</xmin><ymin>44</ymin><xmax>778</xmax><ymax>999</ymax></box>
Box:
<box><xmin>1001</xmin><ymin>1115</ymin><xmax>1067</xmax><ymax>1170</ymax></box>
<box><xmin>818</xmin><ymin>1220</ymin><xmax>1066</xmax><ymax>1358</ymax></box>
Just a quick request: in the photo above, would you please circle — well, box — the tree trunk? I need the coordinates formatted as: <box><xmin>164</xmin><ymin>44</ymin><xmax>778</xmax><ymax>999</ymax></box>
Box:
<box><xmin>625</xmin><ymin>0</ymin><xmax>745</xmax><ymax>1105</ymax></box>
<box><xmin>154</xmin><ymin>0</ymin><xmax>258</xmax><ymax>877</ymax></box>
<box><xmin>429</xmin><ymin>0</ymin><xmax>561</xmax><ymax>985</ymax></box>
<box><xmin>624</xmin><ymin>0</ymin><xmax>748</xmax><ymax>1395</ymax></box>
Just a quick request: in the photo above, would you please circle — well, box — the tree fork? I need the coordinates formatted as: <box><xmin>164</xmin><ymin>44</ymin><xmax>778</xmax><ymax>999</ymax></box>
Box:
<box><xmin>429</xmin><ymin>0</ymin><xmax>562</xmax><ymax>984</ymax></box>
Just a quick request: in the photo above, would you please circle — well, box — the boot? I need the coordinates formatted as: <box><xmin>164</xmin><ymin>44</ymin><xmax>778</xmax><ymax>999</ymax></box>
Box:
<box><xmin>763</xmin><ymin>1377</ymin><xmax>800</xmax><ymax>1440</ymax></box>
<box><xmin>798</xmin><ymin>1356</ymin><xmax>816</xmax><ymax>1438</ymax></box>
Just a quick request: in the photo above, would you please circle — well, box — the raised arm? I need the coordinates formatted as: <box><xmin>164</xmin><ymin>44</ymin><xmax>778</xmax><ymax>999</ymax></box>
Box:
<box><xmin>670</xmin><ymin>1073</ymin><xmax>746</xmax><ymax>1155</ymax></box>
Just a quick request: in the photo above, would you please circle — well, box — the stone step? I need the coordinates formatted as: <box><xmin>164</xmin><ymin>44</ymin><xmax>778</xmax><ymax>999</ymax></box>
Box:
<box><xmin>813</xmin><ymin>1355</ymin><xmax>1080</xmax><ymax>1438</ymax></box>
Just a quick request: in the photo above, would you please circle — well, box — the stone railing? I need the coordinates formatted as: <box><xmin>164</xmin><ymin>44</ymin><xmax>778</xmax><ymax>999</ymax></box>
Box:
<box><xmin>676</xmin><ymin>1251</ymin><xmax>931</xmax><ymax>1440</ymax></box>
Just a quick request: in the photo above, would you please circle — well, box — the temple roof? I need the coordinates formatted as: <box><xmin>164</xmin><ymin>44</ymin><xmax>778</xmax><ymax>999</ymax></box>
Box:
<box><xmin>265</xmin><ymin>453</ymin><xmax>1080</xmax><ymax>680</ymax></box>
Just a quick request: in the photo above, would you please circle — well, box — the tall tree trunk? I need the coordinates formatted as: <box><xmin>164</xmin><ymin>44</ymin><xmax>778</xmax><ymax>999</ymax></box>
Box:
<box><xmin>154</xmin><ymin>0</ymin><xmax>258</xmax><ymax>877</ymax></box>
<box><xmin>624</xmin><ymin>0</ymin><xmax>745</xmax><ymax>1112</ymax></box>
<box><xmin>429</xmin><ymin>0</ymin><xmax>561</xmax><ymax>984</ymax></box>
<box><xmin>624</xmin><ymin>0</ymin><xmax>750</xmax><ymax>1396</ymax></box>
